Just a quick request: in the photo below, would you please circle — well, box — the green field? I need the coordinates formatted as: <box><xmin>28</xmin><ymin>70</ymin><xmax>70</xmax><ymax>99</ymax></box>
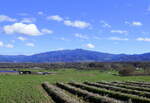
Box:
<box><xmin>1</xmin><ymin>69</ymin><xmax>150</xmax><ymax>103</ymax></box>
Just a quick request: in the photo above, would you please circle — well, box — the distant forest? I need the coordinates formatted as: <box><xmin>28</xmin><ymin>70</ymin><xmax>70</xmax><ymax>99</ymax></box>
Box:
<box><xmin>1</xmin><ymin>62</ymin><xmax>150</xmax><ymax>76</ymax></box>
<box><xmin>0</xmin><ymin>62</ymin><xmax>149</xmax><ymax>70</ymax></box>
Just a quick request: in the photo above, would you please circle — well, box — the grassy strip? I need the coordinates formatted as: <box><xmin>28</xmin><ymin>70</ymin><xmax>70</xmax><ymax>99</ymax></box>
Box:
<box><xmin>98</xmin><ymin>81</ymin><xmax>150</xmax><ymax>93</ymax></box>
<box><xmin>85</xmin><ymin>82</ymin><xmax>150</xmax><ymax>98</ymax></box>
<box><xmin>42</xmin><ymin>82</ymin><xmax>79</xmax><ymax>103</ymax></box>
<box><xmin>56</xmin><ymin>83</ymin><xmax>122</xmax><ymax>103</ymax></box>
<box><xmin>70</xmin><ymin>82</ymin><xmax>150</xmax><ymax>103</ymax></box>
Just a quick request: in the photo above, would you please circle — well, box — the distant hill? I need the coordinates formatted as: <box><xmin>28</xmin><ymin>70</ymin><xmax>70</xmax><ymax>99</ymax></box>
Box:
<box><xmin>1</xmin><ymin>49</ymin><xmax>150</xmax><ymax>62</ymax></box>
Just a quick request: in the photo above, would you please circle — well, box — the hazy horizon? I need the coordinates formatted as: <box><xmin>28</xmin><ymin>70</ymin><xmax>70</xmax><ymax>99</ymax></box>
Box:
<box><xmin>0</xmin><ymin>0</ymin><xmax>150</xmax><ymax>55</ymax></box>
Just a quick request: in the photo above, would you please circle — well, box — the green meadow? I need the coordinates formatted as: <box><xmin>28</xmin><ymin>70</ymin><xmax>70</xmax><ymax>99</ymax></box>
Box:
<box><xmin>0</xmin><ymin>69</ymin><xmax>150</xmax><ymax>103</ymax></box>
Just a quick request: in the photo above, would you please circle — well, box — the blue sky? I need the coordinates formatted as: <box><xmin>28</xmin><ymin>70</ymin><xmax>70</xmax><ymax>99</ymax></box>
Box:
<box><xmin>0</xmin><ymin>0</ymin><xmax>150</xmax><ymax>55</ymax></box>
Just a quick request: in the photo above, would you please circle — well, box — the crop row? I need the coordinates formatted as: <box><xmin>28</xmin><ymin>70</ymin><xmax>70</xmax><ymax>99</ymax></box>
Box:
<box><xmin>125</xmin><ymin>81</ymin><xmax>150</xmax><ymax>88</ymax></box>
<box><xmin>97</xmin><ymin>82</ymin><xmax>150</xmax><ymax>92</ymax></box>
<box><xmin>69</xmin><ymin>82</ymin><xmax>150</xmax><ymax>103</ymax></box>
<box><xmin>42</xmin><ymin>82</ymin><xmax>79</xmax><ymax>103</ymax></box>
<box><xmin>56</xmin><ymin>82</ymin><xmax>122</xmax><ymax>103</ymax></box>
<box><xmin>112</xmin><ymin>81</ymin><xmax>150</xmax><ymax>89</ymax></box>
<box><xmin>126</xmin><ymin>81</ymin><xmax>150</xmax><ymax>85</ymax></box>
<box><xmin>98</xmin><ymin>82</ymin><xmax>150</xmax><ymax>93</ymax></box>
<box><xmin>84</xmin><ymin>82</ymin><xmax>150</xmax><ymax>98</ymax></box>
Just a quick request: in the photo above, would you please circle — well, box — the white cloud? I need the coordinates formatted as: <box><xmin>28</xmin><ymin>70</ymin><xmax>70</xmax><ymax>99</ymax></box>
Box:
<box><xmin>64</xmin><ymin>20</ymin><xmax>90</xmax><ymax>29</ymax></box>
<box><xmin>41</xmin><ymin>28</ymin><xmax>53</xmax><ymax>34</ymax></box>
<box><xmin>124</xmin><ymin>21</ymin><xmax>130</xmax><ymax>25</ymax></box>
<box><xmin>0</xmin><ymin>15</ymin><xmax>16</xmax><ymax>22</ymax></box>
<box><xmin>38</xmin><ymin>11</ymin><xmax>44</xmax><ymax>15</ymax></box>
<box><xmin>47</xmin><ymin>15</ymin><xmax>63</xmax><ymax>22</ymax></box>
<box><xmin>0</xmin><ymin>41</ymin><xmax>4</xmax><ymax>47</ymax></box>
<box><xmin>132</xmin><ymin>21</ymin><xmax>142</xmax><ymax>26</ymax></box>
<box><xmin>26</xmin><ymin>43</ymin><xmax>35</xmax><ymax>47</ymax></box>
<box><xmin>109</xmin><ymin>37</ymin><xmax>129</xmax><ymax>41</ymax></box>
<box><xmin>125</xmin><ymin>21</ymin><xmax>142</xmax><ymax>26</ymax></box>
<box><xmin>111</xmin><ymin>30</ymin><xmax>128</xmax><ymax>34</ymax></box>
<box><xmin>3</xmin><ymin>23</ymin><xmax>52</xmax><ymax>36</ymax></box>
<box><xmin>17</xmin><ymin>36</ymin><xmax>27</xmax><ymax>41</ymax></box>
<box><xmin>5</xmin><ymin>44</ymin><xmax>14</xmax><ymax>48</ymax></box>
<box><xmin>56</xmin><ymin>48</ymin><xmax>65</xmax><ymax>51</ymax></box>
<box><xmin>136</xmin><ymin>37</ymin><xmax>150</xmax><ymax>42</ymax></box>
<box><xmin>85</xmin><ymin>43</ymin><xmax>95</xmax><ymax>48</ymax></box>
<box><xmin>100</xmin><ymin>21</ymin><xmax>111</xmax><ymax>28</ymax></box>
<box><xmin>0</xmin><ymin>41</ymin><xmax>14</xmax><ymax>48</ymax></box>
<box><xmin>47</xmin><ymin>15</ymin><xmax>90</xmax><ymax>29</ymax></box>
<box><xmin>74</xmin><ymin>33</ymin><xmax>88</xmax><ymax>39</ymax></box>
<box><xmin>20</xmin><ymin>18</ymin><xmax>36</xmax><ymax>23</ymax></box>
<box><xmin>3</xmin><ymin>23</ymin><xmax>41</xmax><ymax>36</ymax></box>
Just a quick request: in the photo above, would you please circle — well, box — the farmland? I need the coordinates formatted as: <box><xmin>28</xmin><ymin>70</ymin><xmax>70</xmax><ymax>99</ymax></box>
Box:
<box><xmin>1</xmin><ymin>69</ymin><xmax>150</xmax><ymax>103</ymax></box>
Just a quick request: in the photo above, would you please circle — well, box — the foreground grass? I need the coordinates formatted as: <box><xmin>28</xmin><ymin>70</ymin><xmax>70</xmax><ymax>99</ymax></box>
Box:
<box><xmin>0</xmin><ymin>69</ymin><xmax>150</xmax><ymax>103</ymax></box>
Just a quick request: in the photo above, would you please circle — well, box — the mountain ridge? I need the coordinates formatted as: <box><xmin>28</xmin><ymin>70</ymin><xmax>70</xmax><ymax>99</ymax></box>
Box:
<box><xmin>1</xmin><ymin>49</ymin><xmax>150</xmax><ymax>62</ymax></box>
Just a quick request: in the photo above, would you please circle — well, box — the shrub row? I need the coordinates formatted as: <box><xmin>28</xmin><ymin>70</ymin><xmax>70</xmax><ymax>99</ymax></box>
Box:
<box><xmin>42</xmin><ymin>82</ymin><xmax>78</xmax><ymax>103</ymax></box>
<box><xmin>114</xmin><ymin>81</ymin><xmax>150</xmax><ymax>88</ymax></box>
<box><xmin>125</xmin><ymin>83</ymin><xmax>150</xmax><ymax>89</ymax></box>
<box><xmin>126</xmin><ymin>81</ymin><xmax>150</xmax><ymax>86</ymax></box>
<box><xmin>56</xmin><ymin>83</ymin><xmax>122</xmax><ymax>103</ymax></box>
<box><xmin>85</xmin><ymin>82</ymin><xmax>150</xmax><ymax>98</ymax></box>
<box><xmin>98</xmin><ymin>81</ymin><xmax>150</xmax><ymax>93</ymax></box>
<box><xmin>69</xmin><ymin>82</ymin><xmax>150</xmax><ymax>103</ymax></box>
